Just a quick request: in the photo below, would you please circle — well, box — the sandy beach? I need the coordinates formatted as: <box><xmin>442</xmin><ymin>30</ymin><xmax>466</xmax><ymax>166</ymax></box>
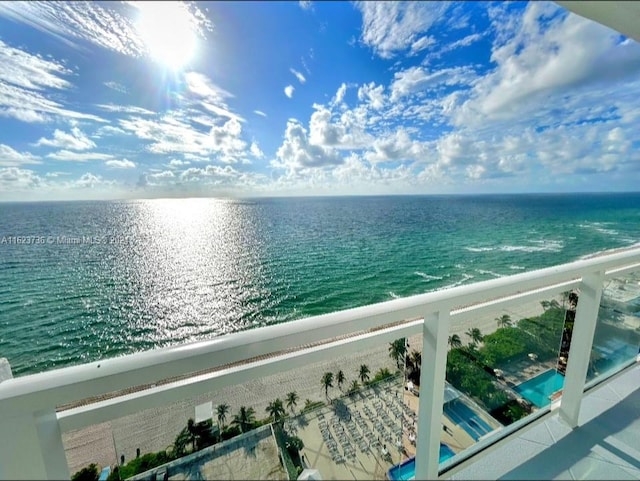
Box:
<box><xmin>62</xmin><ymin>294</ymin><xmax>557</xmax><ymax>475</ymax></box>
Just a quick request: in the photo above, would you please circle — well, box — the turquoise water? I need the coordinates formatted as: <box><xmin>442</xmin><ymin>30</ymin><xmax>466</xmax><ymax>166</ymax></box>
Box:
<box><xmin>514</xmin><ymin>369</ymin><xmax>566</xmax><ymax>408</ymax></box>
<box><xmin>388</xmin><ymin>444</ymin><xmax>456</xmax><ymax>480</ymax></box>
<box><xmin>1</xmin><ymin>193</ymin><xmax>639</xmax><ymax>376</ymax></box>
<box><xmin>443</xmin><ymin>401</ymin><xmax>493</xmax><ymax>441</ymax></box>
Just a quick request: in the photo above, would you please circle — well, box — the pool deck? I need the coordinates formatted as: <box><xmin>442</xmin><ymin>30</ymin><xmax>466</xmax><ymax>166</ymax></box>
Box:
<box><xmin>290</xmin><ymin>379</ymin><xmax>502</xmax><ymax>480</ymax></box>
<box><xmin>501</xmin><ymin>358</ymin><xmax>558</xmax><ymax>387</ymax></box>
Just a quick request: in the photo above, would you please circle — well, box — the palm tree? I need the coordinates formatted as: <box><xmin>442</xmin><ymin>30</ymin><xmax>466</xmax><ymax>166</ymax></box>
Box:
<box><xmin>388</xmin><ymin>338</ymin><xmax>407</xmax><ymax>370</ymax></box>
<box><xmin>408</xmin><ymin>350</ymin><xmax>421</xmax><ymax>370</ymax></box>
<box><xmin>336</xmin><ymin>370</ymin><xmax>345</xmax><ymax>390</ymax></box>
<box><xmin>266</xmin><ymin>398</ymin><xmax>286</xmax><ymax>423</ymax></box>
<box><xmin>448</xmin><ymin>334</ymin><xmax>462</xmax><ymax>349</ymax></box>
<box><xmin>359</xmin><ymin>364</ymin><xmax>370</xmax><ymax>384</ymax></box>
<box><xmin>321</xmin><ymin>372</ymin><xmax>334</xmax><ymax>398</ymax></box>
<box><xmin>349</xmin><ymin>380</ymin><xmax>360</xmax><ymax>394</ymax></box>
<box><xmin>406</xmin><ymin>349</ymin><xmax>422</xmax><ymax>384</ymax></box>
<box><xmin>173</xmin><ymin>426</ymin><xmax>191</xmax><ymax>457</ymax></box>
<box><xmin>496</xmin><ymin>314</ymin><xmax>512</xmax><ymax>328</ymax></box>
<box><xmin>187</xmin><ymin>418</ymin><xmax>197</xmax><ymax>452</ymax></box>
<box><xmin>466</xmin><ymin>327</ymin><xmax>483</xmax><ymax>346</ymax></box>
<box><xmin>285</xmin><ymin>391</ymin><xmax>298</xmax><ymax>414</ymax></box>
<box><xmin>216</xmin><ymin>403</ymin><xmax>230</xmax><ymax>430</ymax></box>
<box><xmin>232</xmin><ymin>406</ymin><xmax>256</xmax><ymax>433</ymax></box>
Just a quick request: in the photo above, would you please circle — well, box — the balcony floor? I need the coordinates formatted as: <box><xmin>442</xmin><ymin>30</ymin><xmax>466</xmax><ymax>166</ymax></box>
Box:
<box><xmin>450</xmin><ymin>364</ymin><xmax>640</xmax><ymax>480</ymax></box>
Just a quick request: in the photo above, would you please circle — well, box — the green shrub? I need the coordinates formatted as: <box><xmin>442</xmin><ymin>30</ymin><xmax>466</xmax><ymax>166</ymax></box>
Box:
<box><xmin>72</xmin><ymin>464</ymin><xmax>99</xmax><ymax>481</ymax></box>
<box><xmin>221</xmin><ymin>425</ymin><xmax>241</xmax><ymax>440</ymax></box>
<box><xmin>106</xmin><ymin>466</ymin><xmax>119</xmax><ymax>481</ymax></box>
<box><xmin>118</xmin><ymin>452</ymin><xmax>171</xmax><ymax>480</ymax></box>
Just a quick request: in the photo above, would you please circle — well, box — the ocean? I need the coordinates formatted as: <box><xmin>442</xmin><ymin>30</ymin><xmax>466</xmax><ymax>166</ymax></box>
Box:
<box><xmin>1</xmin><ymin>193</ymin><xmax>639</xmax><ymax>377</ymax></box>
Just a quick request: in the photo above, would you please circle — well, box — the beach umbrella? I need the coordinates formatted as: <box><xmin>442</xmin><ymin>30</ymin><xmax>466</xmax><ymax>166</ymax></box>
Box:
<box><xmin>297</xmin><ymin>469</ymin><xmax>322</xmax><ymax>480</ymax></box>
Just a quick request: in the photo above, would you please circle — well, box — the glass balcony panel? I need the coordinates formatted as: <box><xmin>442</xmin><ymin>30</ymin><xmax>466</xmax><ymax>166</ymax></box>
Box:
<box><xmin>440</xmin><ymin>293</ymin><xmax>572</xmax><ymax>466</ymax></box>
<box><xmin>587</xmin><ymin>273</ymin><xmax>640</xmax><ymax>383</ymax></box>
<box><xmin>63</xmin><ymin>336</ymin><xmax>410</xmax><ymax>480</ymax></box>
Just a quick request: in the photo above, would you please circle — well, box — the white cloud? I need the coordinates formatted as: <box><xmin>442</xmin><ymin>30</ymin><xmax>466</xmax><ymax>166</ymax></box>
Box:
<box><xmin>357</xmin><ymin>82</ymin><xmax>385</xmax><ymax>110</ymax></box>
<box><xmin>284</xmin><ymin>85</ymin><xmax>295</xmax><ymax>98</ymax></box>
<box><xmin>75</xmin><ymin>172</ymin><xmax>108</xmax><ymax>188</ymax></box>
<box><xmin>356</xmin><ymin>1</ymin><xmax>449</xmax><ymax>58</ymax></box>
<box><xmin>0</xmin><ymin>2</ymin><xmax>211</xmax><ymax>58</ymax></box>
<box><xmin>104</xmin><ymin>81</ymin><xmax>128</xmax><ymax>94</ymax></box>
<box><xmin>290</xmin><ymin>68</ymin><xmax>306</xmax><ymax>84</ymax></box>
<box><xmin>364</xmin><ymin>128</ymin><xmax>429</xmax><ymax>164</ymax></box>
<box><xmin>389</xmin><ymin>66</ymin><xmax>475</xmax><ymax>102</ymax></box>
<box><xmin>456</xmin><ymin>3</ymin><xmax>640</xmax><ymax>126</ymax></box>
<box><xmin>95</xmin><ymin>104</ymin><xmax>156</xmax><ymax>115</ymax></box>
<box><xmin>167</xmin><ymin>159</ymin><xmax>190</xmax><ymax>168</ymax></box>
<box><xmin>250</xmin><ymin>142</ymin><xmax>264</xmax><ymax>159</ymax></box>
<box><xmin>200</xmin><ymin>102</ymin><xmax>245</xmax><ymax>123</ymax></box>
<box><xmin>0</xmin><ymin>40</ymin><xmax>104</xmax><ymax>123</ymax></box>
<box><xmin>299</xmin><ymin>1</ymin><xmax>313</xmax><ymax>10</ymax></box>
<box><xmin>333</xmin><ymin>83</ymin><xmax>348</xmax><ymax>105</ymax></box>
<box><xmin>0</xmin><ymin>39</ymin><xmax>71</xmax><ymax>91</ymax></box>
<box><xmin>273</xmin><ymin>119</ymin><xmax>343</xmax><ymax>171</ymax></box>
<box><xmin>95</xmin><ymin>125</ymin><xmax>126</xmax><ymax>137</ymax></box>
<box><xmin>105</xmin><ymin>159</ymin><xmax>136</xmax><ymax>169</ymax></box>
<box><xmin>0</xmin><ymin>144</ymin><xmax>41</xmax><ymax>167</ymax></box>
<box><xmin>0</xmin><ymin>79</ymin><xmax>105</xmax><ymax>123</ymax></box>
<box><xmin>47</xmin><ymin>150</ymin><xmax>113</xmax><ymax>162</ymax></box>
<box><xmin>35</xmin><ymin>126</ymin><xmax>96</xmax><ymax>150</ymax></box>
<box><xmin>119</xmin><ymin>114</ymin><xmax>248</xmax><ymax>163</ymax></box>
<box><xmin>410</xmin><ymin>35</ymin><xmax>435</xmax><ymax>55</ymax></box>
<box><xmin>254</xmin><ymin>110</ymin><xmax>267</xmax><ymax>117</ymax></box>
<box><xmin>150</xmin><ymin>170</ymin><xmax>175</xmax><ymax>180</ymax></box>
<box><xmin>185</xmin><ymin>72</ymin><xmax>233</xmax><ymax>101</ymax></box>
<box><xmin>309</xmin><ymin>104</ymin><xmax>372</xmax><ymax>149</ymax></box>
<box><xmin>0</xmin><ymin>167</ymin><xmax>42</xmax><ymax>189</ymax></box>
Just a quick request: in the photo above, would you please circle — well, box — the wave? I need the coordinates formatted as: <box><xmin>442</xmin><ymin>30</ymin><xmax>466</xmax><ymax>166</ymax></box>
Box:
<box><xmin>415</xmin><ymin>271</ymin><xmax>444</xmax><ymax>281</ymax></box>
<box><xmin>466</xmin><ymin>240</ymin><xmax>564</xmax><ymax>254</ymax></box>
<box><xmin>388</xmin><ymin>291</ymin><xmax>400</xmax><ymax>299</ymax></box>
<box><xmin>500</xmin><ymin>240</ymin><xmax>564</xmax><ymax>253</ymax></box>
<box><xmin>509</xmin><ymin>265</ymin><xmax>526</xmax><ymax>270</ymax></box>
<box><xmin>435</xmin><ymin>273</ymin><xmax>475</xmax><ymax>291</ymax></box>
<box><xmin>476</xmin><ymin>269</ymin><xmax>504</xmax><ymax>278</ymax></box>
<box><xmin>578</xmin><ymin>222</ymin><xmax>619</xmax><ymax>236</ymax></box>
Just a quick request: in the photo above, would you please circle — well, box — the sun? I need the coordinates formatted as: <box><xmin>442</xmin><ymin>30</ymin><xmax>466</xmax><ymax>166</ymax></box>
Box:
<box><xmin>135</xmin><ymin>2</ymin><xmax>198</xmax><ymax>70</ymax></box>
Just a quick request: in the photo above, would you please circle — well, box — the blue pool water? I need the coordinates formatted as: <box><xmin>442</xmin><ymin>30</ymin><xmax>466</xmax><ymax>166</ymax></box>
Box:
<box><xmin>514</xmin><ymin>369</ymin><xmax>565</xmax><ymax>408</ymax></box>
<box><xmin>387</xmin><ymin>444</ymin><xmax>456</xmax><ymax>480</ymax></box>
<box><xmin>443</xmin><ymin>401</ymin><xmax>493</xmax><ymax>441</ymax></box>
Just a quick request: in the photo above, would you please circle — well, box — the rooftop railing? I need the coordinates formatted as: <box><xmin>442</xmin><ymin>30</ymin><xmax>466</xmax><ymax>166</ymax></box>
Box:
<box><xmin>1</xmin><ymin>247</ymin><xmax>639</xmax><ymax>480</ymax></box>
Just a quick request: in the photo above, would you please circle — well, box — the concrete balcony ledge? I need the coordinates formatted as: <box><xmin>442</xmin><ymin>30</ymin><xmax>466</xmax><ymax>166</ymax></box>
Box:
<box><xmin>449</xmin><ymin>364</ymin><xmax>640</xmax><ymax>480</ymax></box>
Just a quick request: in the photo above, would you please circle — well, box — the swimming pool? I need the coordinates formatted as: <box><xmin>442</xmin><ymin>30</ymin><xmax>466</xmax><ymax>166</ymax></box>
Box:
<box><xmin>514</xmin><ymin>369</ymin><xmax>565</xmax><ymax>408</ymax></box>
<box><xmin>443</xmin><ymin>401</ymin><xmax>493</xmax><ymax>441</ymax></box>
<box><xmin>387</xmin><ymin>444</ymin><xmax>456</xmax><ymax>480</ymax></box>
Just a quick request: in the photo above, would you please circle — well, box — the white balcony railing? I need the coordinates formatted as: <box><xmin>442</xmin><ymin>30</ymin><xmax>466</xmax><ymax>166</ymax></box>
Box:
<box><xmin>1</xmin><ymin>247</ymin><xmax>639</xmax><ymax>480</ymax></box>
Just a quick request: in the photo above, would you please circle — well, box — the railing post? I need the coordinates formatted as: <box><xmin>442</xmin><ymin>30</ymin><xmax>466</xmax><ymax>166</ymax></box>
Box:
<box><xmin>0</xmin><ymin>358</ymin><xmax>13</xmax><ymax>383</ymax></box>
<box><xmin>0</xmin><ymin>407</ymin><xmax>70</xmax><ymax>480</ymax></box>
<box><xmin>559</xmin><ymin>271</ymin><xmax>604</xmax><ymax>428</ymax></box>
<box><xmin>415</xmin><ymin>309</ymin><xmax>450</xmax><ymax>480</ymax></box>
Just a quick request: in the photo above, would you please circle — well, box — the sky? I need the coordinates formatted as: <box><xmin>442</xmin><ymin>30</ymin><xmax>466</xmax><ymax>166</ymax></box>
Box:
<box><xmin>0</xmin><ymin>0</ymin><xmax>639</xmax><ymax>201</ymax></box>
